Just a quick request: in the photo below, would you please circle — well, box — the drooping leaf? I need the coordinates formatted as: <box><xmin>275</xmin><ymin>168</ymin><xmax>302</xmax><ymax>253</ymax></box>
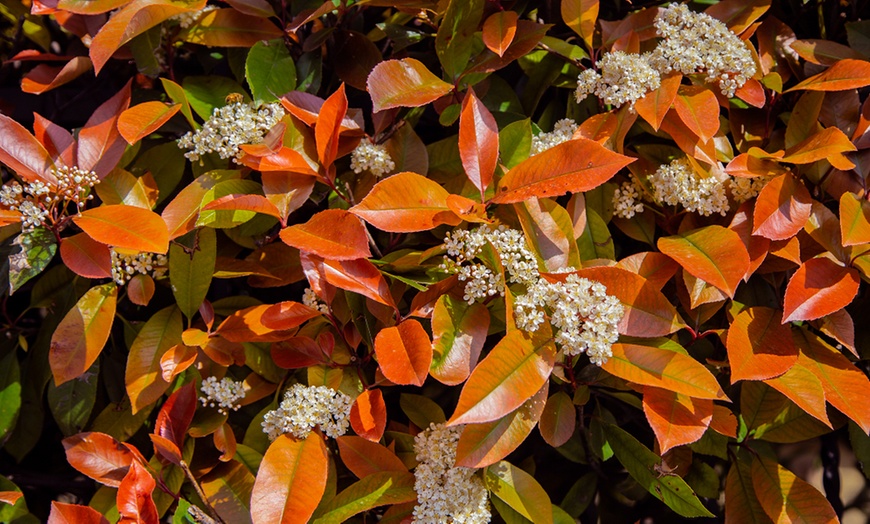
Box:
<box><xmin>726</xmin><ymin>307</ymin><xmax>797</xmax><ymax>382</ymax></box>
<box><xmin>785</xmin><ymin>58</ymin><xmax>870</xmax><ymax>92</ymax></box>
<box><xmin>635</xmin><ymin>73</ymin><xmax>682</xmax><ymax>131</ymax></box>
<box><xmin>0</xmin><ymin>113</ymin><xmax>55</xmax><ymax>182</ymax></box>
<box><xmin>764</xmin><ymin>363</ymin><xmax>831</xmax><ymax>427</ymax></box>
<box><xmin>561</xmin><ymin>0</ymin><xmax>599</xmax><ymax>49</ymax></box>
<box><xmin>48</xmin><ymin>501</ymin><xmax>109</xmax><ymax>524</ymax></box>
<box><xmin>117</xmin><ymin>102</ymin><xmax>181</xmax><ymax>144</ymax></box>
<box><xmin>782</xmin><ymin>257</ymin><xmax>860</xmax><ymax>323</ymax></box>
<box><xmin>322</xmin><ymin>258</ymin><xmax>397</xmax><ymax>310</ymax></box>
<box><xmin>250</xmin><ymin>434</ymin><xmax>328</xmax><ymax>524</ymax></box>
<box><xmin>658</xmin><ymin>225</ymin><xmax>749</xmax><ymax>297</ymax></box>
<box><xmin>350</xmin><ymin>172</ymin><xmax>461</xmax><ymax>233</ymax></box>
<box><xmin>279</xmin><ymin>209</ymin><xmax>371</xmax><ymax>260</ymax></box>
<box><xmin>21</xmin><ymin>56</ymin><xmax>92</xmax><ymax>95</ymax></box>
<box><xmin>750</xmin><ymin>455</ymin><xmax>838</xmax><ymax>523</ymax></box>
<box><xmin>125</xmin><ymin>307</ymin><xmax>183</xmax><ymax>414</ymax></box>
<box><xmin>538</xmin><ymin>391</ymin><xmax>576</xmax><ymax>448</ymax></box>
<box><xmin>642</xmin><ymin>386</ymin><xmax>712</xmax><ymax>454</ymax></box>
<box><xmin>459</xmin><ymin>90</ymin><xmax>499</xmax><ymax>201</ymax></box>
<box><xmin>484</xmin><ymin>460</ymin><xmax>553</xmax><ymax>524</ymax></box>
<box><xmin>116</xmin><ymin>460</ymin><xmax>158</xmax><ymax>523</ymax></box>
<box><xmin>673</xmin><ymin>86</ymin><xmax>720</xmax><ymax>142</ymax></box>
<box><xmin>49</xmin><ymin>284</ymin><xmax>117</xmax><ymax>386</ymax></box>
<box><xmin>367</xmin><ymin>59</ymin><xmax>454</xmax><ymax>112</ymax></box>
<box><xmin>170</xmin><ymin>227</ymin><xmax>216</xmax><ymax>321</ymax></box>
<box><xmin>312</xmin><ymin>471</ymin><xmax>416</xmax><ymax>524</ymax></box>
<box><xmin>62</xmin><ymin>432</ymin><xmax>143</xmax><ymax>487</ymax></box>
<box><xmin>374</xmin><ymin>320</ymin><xmax>432</xmax><ymax>387</ymax></box>
<box><xmin>74</xmin><ymin>205</ymin><xmax>169</xmax><ymax>254</ymax></box>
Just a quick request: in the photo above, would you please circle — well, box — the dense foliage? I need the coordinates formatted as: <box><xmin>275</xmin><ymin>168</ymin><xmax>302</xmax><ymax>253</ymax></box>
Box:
<box><xmin>1</xmin><ymin>0</ymin><xmax>870</xmax><ymax>522</ymax></box>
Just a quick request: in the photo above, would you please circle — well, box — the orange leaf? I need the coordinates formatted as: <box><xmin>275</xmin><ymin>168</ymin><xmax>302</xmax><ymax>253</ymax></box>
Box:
<box><xmin>260</xmin><ymin>301</ymin><xmax>320</xmax><ymax>331</ymax></box>
<box><xmin>262</xmin><ymin>172</ymin><xmax>315</xmax><ymax>222</ymax></box>
<box><xmin>615</xmin><ymin>252</ymin><xmax>679</xmax><ymax>289</ymax></box>
<box><xmin>492</xmin><ymin>138</ymin><xmax>635</xmax><ymax>203</ymax></box>
<box><xmin>125</xmin><ymin>307</ymin><xmax>183</xmax><ymax>413</ymax></box>
<box><xmin>459</xmin><ymin>89</ymin><xmax>499</xmax><ymax>201</ymax></box>
<box><xmin>62</xmin><ymin>432</ymin><xmax>144</xmax><ymax>488</ymax></box>
<box><xmin>217</xmin><ymin>304</ymin><xmax>296</xmax><ymax>343</ymax></box>
<box><xmin>751</xmin><ymin>455</ymin><xmax>838</xmax><ymax>523</ymax></box>
<box><xmin>780</xmin><ymin>126</ymin><xmax>857</xmax><ymax>164</ymax></box>
<box><xmin>657</xmin><ymin>225</ymin><xmax>749</xmax><ymax>297</ymax></box>
<box><xmin>726</xmin><ymin>307</ymin><xmax>797</xmax><ymax>383</ymax></box>
<box><xmin>602</xmin><ymin>341</ymin><xmax>728</xmax><ymax>400</ymax></box>
<box><xmin>48</xmin><ymin>501</ymin><xmax>109</xmax><ymax>524</ymax></box>
<box><xmin>705</xmin><ymin>0</ymin><xmax>770</xmax><ymax>33</ymax></box>
<box><xmin>642</xmin><ymin>386</ymin><xmax>712</xmax><ymax>454</ymax></box>
<box><xmin>455</xmin><ymin>384</ymin><xmax>547</xmax><ymax>468</ymax></box>
<box><xmin>448</xmin><ymin>328</ymin><xmax>556</xmax><ymax>426</ymax></box>
<box><xmin>350</xmin><ymin>172</ymin><xmax>461</xmax><ymax>233</ymax></box>
<box><xmin>154</xmin><ymin>381</ymin><xmax>197</xmax><ymax>451</ymax></box>
<box><xmin>764</xmin><ymin>363</ymin><xmax>831</xmax><ymax>427</ymax></box>
<box><xmin>202</xmin><ymin>194</ymin><xmax>283</xmax><ymax>220</ymax></box>
<box><xmin>839</xmin><ymin>192</ymin><xmax>870</xmax><ymax>246</ymax></box>
<box><xmin>431</xmin><ymin>295</ymin><xmax>489</xmax><ymax>385</ymax></box>
<box><xmin>752</xmin><ymin>174</ymin><xmax>813</xmax><ymax>241</ymax></box>
<box><xmin>238</xmin><ymin>145</ymin><xmax>319</xmax><ymax>175</ymax></box>
<box><xmin>349</xmin><ymin>388</ymin><xmax>387</xmax><ymax>442</ymax></box>
<box><xmin>77</xmin><ymin>81</ymin><xmax>130</xmax><ymax>179</ymax></box>
<box><xmin>336</xmin><ymin>436</ymin><xmax>407</xmax><ymax>479</ymax></box>
<box><xmin>127</xmin><ymin>274</ymin><xmax>155</xmax><ymax>306</ymax></box>
<box><xmin>0</xmin><ymin>113</ymin><xmax>55</xmax><ymax>183</ymax></box>
<box><xmin>789</xmin><ymin>39</ymin><xmax>866</xmax><ymax>66</ymax></box>
<box><xmin>178</xmin><ymin>8</ymin><xmax>283</xmax><ymax>47</ymax></box>
<box><xmin>118</xmin><ymin>101</ymin><xmax>180</xmax><ymax>144</ymax></box>
<box><xmin>322</xmin><ymin>257</ymin><xmax>397</xmax><ymax>309</ymax></box>
<box><xmin>635</xmin><ymin>73</ymin><xmax>681</xmax><ymax>131</ymax></box>
<box><xmin>782</xmin><ymin>257</ymin><xmax>860</xmax><ymax>323</ymax></box>
<box><xmin>55</xmin><ymin>0</ymin><xmax>128</xmax><ymax>13</ymax></box>
<box><xmin>561</xmin><ymin>0</ymin><xmax>598</xmax><ymax>49</ymax></box>
<box><xmin>162</xmin><ymin>170</ymin><xmax>241</xmax><ymax>240</ymax></box>
<box><xmin>116</xmin><ymin>460</ymin><xmax>158</xmax><ymax>524</ymax></box>
<box><xmin>734</xmin><ymin>79</ymin><xmax>766</xmax><ymax>108</ymax></box>
<box><xmin>367</xmin><ymin>58</ymin><xmax>454</xmax><ymax>112</ymax></box>
<box><xmin>538</xmin><ymin>391</ymin><xmax>576</xmax><ymax>448</ymax></box>
<box><xmin>374</xmin><ymin>319</ymin><xmax>432</xmax><ymax>386</ymax></box>
<box><xmin>315</xmin><ymin>83</ymin><xmax>348</xmax><ymax>169</ymax></box>
<box><xmin>49</xmin><ymin>284</ymin><xmax>117</xmax><ymax>386</ymax></box>
<box><xmin>785</xmin><ymin>58</ymin><xmax>870</xmax><ymax>92</ymax></box>
<box><xmin>0</xmin><ymin>492</ymin><xmax>22</xmax><ymax>507</ymax></box>
<box><xmin>727</xmin><ymin>202</ymin><xmax>770</xmax><ymax>279</ymax></box>
<box><xmin>21</xmin><ymin>56</ymin><xmax>92</xmax><ymax>95</ymax></box>
<box><xmin>482</xmin><ymin>11</ymin><xmax>518</xmax><ymax>56</ymax></box>
<box><xmin>710</xmin><ymin>405</ymin><xmax>737</xmax><ymax>437</ymax></box>
<box><xmin>74</xmin><ymin>205</ymin><xmax>169</xmax><ymax>254</ymax></box>
<box><xmin>271</xmin><ymin>337</ymin><xmax>326</xmax><ymax>369</ymax></box>
<box><xmin>673</xmin><ymin>86</ymin><xmax>720</xmax><ymax>142</ymax></box>
<box><xmin>279</xmin><ymin>209</ymin><xmax>371</xmax><ymax>260</ymax></box>
<box><xmin>250</xmin><ymin>434</ymin><xmax>328</xmax><ymax>524</ymax></box>
<box><xmin>60</xmin><ymin>233</ymin><xmax>112</xmax><ymax>279</ymax></box>
<box><xmin>725</xmin><ymin>153</ymin><xmax>788</xmax><ymax>178</ymax></box>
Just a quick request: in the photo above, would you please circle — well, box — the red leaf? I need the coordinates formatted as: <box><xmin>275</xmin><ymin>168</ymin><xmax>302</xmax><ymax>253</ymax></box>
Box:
<box><xmin>250</xmin><ymin>434</ymin><xmax>328</xmax><ymax>524</ymax></box>
<box><xmin>735</xmin><ymin>79</ymin><xmax>766</xmax><ymax>108</ymax></box>
<box><xmin>726</xmin><ymin>307</ymin><xmax>797</xmax><ymax>382</ymax></box>
<box><xmin>261</xmin><ymin>301</ymin><xmax>320</xmax><ymax>331</ymax></box>
<box><xmin>279</xmin><ymin>209</ymin><xmax>371</xmax><ymax>260</ymax></box>
<box><xmin>657</xmin><ymin>225</ymin><xmax>749</xmax><ymax>297</ymax></box>
<box><xmin>154</xmin><ymin>382</ymin><xmax>196</xmax><ymax>451</ymax></box>
<box><xmin>76</xmin><ymin>81</ymin><xmax>131</xmax><ymax>177</ymax></box>
<box><xmin>642</xmin><ymin>386</ymin><xmax>712</xmax><ymax>454</ymax></box>
<box><xmin>48</xmin><ymin>502</ymin><xmax>109</xmax><ymax>524</ymax></box>
<box><xmin>62</xmin><ymin>432</ymin><xmax>143</xmax><ymax>488</ymax></box>
<box><xmin>322</xmin><ymin>257</ymin><xmax>397</xmax><ymax>310</ymax></box>
<box><xmin>350</xmin><ymin>172</ymin><xmax>461</xmax><ymax>233</ymax></box>
<box><xmin>21</xmin><ymin>56</ymin><xmax>92</xmax><ymax>95</ymax></box>
<box><xmin>786</xmin><ymin>58</ymin><xmax>870</xmax><ymax>92</ymax></box>
<box><xmin>482</xmin><ymin>11</ymin><xmax>518</xmax><ymax>56</ymax></box>
<box><xmin>492</xmin><ymin>138</ymin><xmax>635</xmax><ymax>203</ymax></box>
<box><xmin>271</xmin><ymin>337</ymin><xmax>326</xmax><ymax>369</ymax></box>
<box><xmin>615</xmin><ymin>252</ymin><xmax>679</xmax><ymax>289</ymax></box>
<box><xmin>33</xmin><ymin>112</ymin><xmax>75</xmax><ymax>168</ymax></box>
<box><xmin>374</xmin><ymin>320</ymin><xmax>432</xmax><ymax>386</ymax></box>
<box><xmin>367</xmin><ymin>58</ymin><xmax>454</xmax><ymax>112</ymax></box>
<box><xmin>117</xmin><ymin>460</ymin><xmax>158</xmax><ymax>524</ymax></box>
<box><xmin>0</xmin><ymin>492</ymin><xmax>22</xmax><ymax>506</ymax></box>
<box><xmin>336</xmin><ymin>436</ymin><xmax>407</xmax><ymax>479</ymax></box>
<box><xmin>315</xmin><ymin>83</ymin><xmax>348</xmax><ymax>169</ymax></box>
<box><xmin>50</xmin><ymin>284</ymin><xmax>117</xmax><ymax>386</ymax></box>
<box><xmin>60</xmin><ymin>233</ymin><xmax>112</xmax><ymax>279</ymax></box>
<box><xmin>238</xmin><ymin>145</ymin><xmax>318</xmax><ymax>175</ymax></box>
<box><xmin>673</xmin><ymin>85</ymin><xmax>720</xmax><ymax>142</ymax></box>
<box><xmin>149</xmin><ymin>433</ymin><xmax>182</xmax><ymax>466</ymax></box>
<box><xmin>459</xmin><ymin>89</ymin><xmax>499</xmax><ymax>201</ymax></box>
<box><xmin>782</xmin><ymin>257</ymin><xmax>860</xmax><ymax>323</ymax></box>
<box><xmin>74</xmin><ymin>205</ymin><xmax>169</xmax><ymax>254</ymax></box>
<box><xmin>349</xmin><ymin>389</ymin><xmax>387</xmax><ymax>442</ymax></box>
<box><xmin>127</xmin><ymin>274</ymin><xmax>154</xmax><ymax>306</ymax></box>
<box><xmin>159</xmin><ymin>344</ymin><xmax>197</xmax><ymax>382</ymax></box>
<box><xmin>117</xmin><ymin>101</ymin><xmax>180</xmax><ymax>144</ymax></box>
<box><xmin>0</xmin><ymin>113</ymin><xmax>55</xmax><ymax>183</ymax></box>
<box><xmin>538</xmin><ymin>391</ymin><xmax>576</xmax><ymax>448</ymax></box>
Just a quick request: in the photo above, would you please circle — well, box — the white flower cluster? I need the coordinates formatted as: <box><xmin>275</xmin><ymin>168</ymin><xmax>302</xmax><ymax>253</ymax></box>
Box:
<box><xmin>575</xmin><ymin>51</ymin><xmax>661</xmax><ymax>110</ymax></box>
<box><xmin>261</xmin><ymin>384</ymin><xmax>352</xmax><ymax>440</ymax></box>
<box><xmin>177</xmin><ymin>100</ymin><xmax>284</xmax><ymax>162</ymax></box>
<box><xmin>170</xmin><ymin>5</ymin><xmax>217</xmax><ymax>29</ymax></box>
<box><xmin>0</xmin><ymin>166</ymin><xmax>99</xmax><ymax>231</ymax></box>
<box><xmin>515</xmin><ymin>275</ymin><xmax>623</xmax><ymax>365</ymax></box>
<box><xmin>649</xmin><ymin>3</ymin><xmax>756</xmax><ymax>97</ymax></box>
<box><xmin>199</xmin><ymin>376</ymin><xmax>246</xmax><ymax>415</ymax></box>
<box><xmin>442</xmin><ymin>224</ymin><xmax>539</xmax><ymax>303</ymax></box>
<box><xmin>729</xmin><ymin>175</ymin><xmax>772</xmax><ymax>204</ymax></box>
<box><xmin>413</xmin><ymin>423</ymin><xmax>491</xmax><ymax>524</ymax></box>
<box><xmin>302</xmin><ymin>287</ymin><xmax>329</xmax><ymax>314</ymax></box>
<box><xmin>612</xmin><ymin>178</ymin><xmax>646</xmax><ymax>219</ymax></box>
<box><xmin>530</xmin><ymin>119</ymin><xmax>578</xmax><ymax>155</ymax></box>
<box><xmin>649</xmin><ymin>157</ymin><xmax>730</xmax><ymax>216</ymax></box>
<box><xmin>110</xmin><ymin>249</ymin><xmax>168</xmax><ymax>286</ymax></box>
<box><xmin>350</xmin><ymin>138</ymin><xmax>395</xmax><ymax>178</ymax></box>
<box><xmin>443</xmin><ymin>225</ymin><xmax>623</xmax><ymax>365</ymax></box>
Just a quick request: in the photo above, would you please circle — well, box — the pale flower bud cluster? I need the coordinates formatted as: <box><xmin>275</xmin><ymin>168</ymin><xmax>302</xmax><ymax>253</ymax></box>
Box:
<box><xmin>515</xmin><ymin>275</ymin><xmax>624</xmax><ymax>366</ymax></box>
<box><xmin>612</xmin><ymin>178</ymin><xmax>646</xmax><ymax>219</ymax></box>
<box><xmin>302</xmin><ymin>287</ymin><xmax>330</xmax><ymax>314</ymax></box>
<box><xmin>199</xmin><ymin>376</ymin><xmax>246</xmax><ymax>415</ymax></box>
<box><xmin>442</xmin><ymin>224</ymin><xmax>539</xmax><ymax>303</ymax></box>
<box><xmin>350</xmin><ymin>138</ymin><xmax>395</xmax><ymax>178</ymax></box>
<box><xmin>0</xmin><ymin>166</ymin><xmax>99</xmax><ymax>231</ymax></box>
<box><xmin>575</xmin><ymin>51</ymin><xmax>661</xmax><ymax>110</ymax></box>
<box><xmin>170</xmin><ymin>5</ymin><xmax>217</xmax><ymax>29</ymax></box>
<box><xmin>649</xmin><ymin>157</ymin><xmax>730</xmax><ymax>216</ymax></box>
<box><xmin>110</xmin><ymin>249</ymin><xmax>168</xmax><ymax>286</ymax></box>
<box><xmin>177</xmin><ymin>100</ymin><xmax>284</xmax><ymax>162</ymax></box>
<box><xmin>649</xmin><ymin>3</ymin><xmax>756</xmax><ymax>97</ymax></box>
<box><xmin>729</xmin><ymin>175</ymin><xmax>772</xmax><ymax>204</ymax></box>
<box><xmin>530</xmin><ymin>119</ymin><xmax>578</xmax><ymax>156</ymax></box>
<box><xmin>261</xmin><ymin>384</ymin><xmax>352</xmax><ymax>440</ymax></box>
<box><xmin>413</xmin><ymin>423</ymin><xmax>491</xmax><ymax>524</ymax></box>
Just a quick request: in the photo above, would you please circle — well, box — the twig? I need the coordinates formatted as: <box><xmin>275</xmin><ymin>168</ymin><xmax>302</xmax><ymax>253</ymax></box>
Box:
<box><xmin>180</xmin><ymin>460</ymin><xmax>226</xmax><ymax>524</ymax></box>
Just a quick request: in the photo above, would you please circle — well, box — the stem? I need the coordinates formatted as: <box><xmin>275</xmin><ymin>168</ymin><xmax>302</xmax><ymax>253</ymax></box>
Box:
<box><xmin>821</xmin><ymin>432</ymin><xmax>844</xmax><ymax>519</ymax></box>
<box><xmin>180</xmin><ymin>460</ymin><xmax>226</xmax><ymax>524</ymax></box>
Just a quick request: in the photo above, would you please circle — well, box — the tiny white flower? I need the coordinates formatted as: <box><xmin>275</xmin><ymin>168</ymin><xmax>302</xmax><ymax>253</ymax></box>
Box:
<box><xmin>350</xmin><ymin>138</ymin><xmax>395</xmax><ymax>178</ymax></box>
<box><xmin>261</xmin><ymin>384</ymin><xmax>352</xmax><ymax>440</ymax></box>
<box><xmin>199</xmin><ymin>376</ymin><xmax>246</xmax><ymax>415</ymax></box>
<box><xmin>177</xmin><ymin>100</ymin><xmax>284</xmax><ymax>162</ymax></box>
<box><xmin>649</xmin><ymin>157</ymin><xmax>730</xmax><ymax>216</ymax></box>
<box><xmin>530</xmin><ymin>119</ymin><xmax>578</xmax><ymax>155</ymax></box>
<box><xmin>575</xmin><ymin>51</ymin><xmax>661</xmax><ymax>110</ymax></box>
<box><xmin>111</xmin><ymin>249</ymin><xmax>168</xmax><ymax>286</ymax></box>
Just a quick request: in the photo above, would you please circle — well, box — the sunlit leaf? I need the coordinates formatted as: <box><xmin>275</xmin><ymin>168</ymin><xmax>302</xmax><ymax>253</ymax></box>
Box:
<box><xmin>118</xmin><ymin>102</ymin><xmax>180</xmax><ymax>144</ymax></box>
<box><xmin>484</xmin><ymin>460</ymin><xmax>553</xmax><ymax>524</ymax></box>
<box><xmin>62</xmin><ymin>432</ymin><xmax>143</xmax><ymax>488</ymax></box>
<box><xmin>785</xmin><ymin>58</ymin><xmax>870</xmax><ymax>92</ymax></box>
<box><xmin>459</xmin><ymin>90</ymin><xmax>498</xmax><ymax>201</ymax></box>
<box><xmin>49</xmin><ymin>284</ymin><xmax>117</xmax><ymax>386</ymax></box>
<box><xmin>74</xmin><ymin>205</ymin><xmax>169</xmax><ymax>254</ymax></box>
<box><xmin>782</xmin><ymin>257</ymin><xmax>860</xmax><ymax>323</ymax></box>
<box><xmin>482</xmin><ymin>11</ymin><xmax>518</xmax><ymax>57</ymax></box>
<box><xmin>642</xmin><ymin>386</ymin><xmax>712</xmax><ymax>454</ymax></box>
<box><xmin>726</xmin><ymin>307</ymin><xmax>797</xmax><ymax>382</ymax></box>
<box><xmin>280</xmin><ymin>209</ymin><xmax>371</xmax><ymax>260</ymax></box>
<box><xmin>367</xmin><ymin>59</ymin><xmax>454</xmax><ymax>112</ymax></box>
<box><xmin>374</xmin><ymin>320</ymin><xmax>432</xmax><ymax>387</ymax></box>
<box><xmin>431</xmin><ymin>295</ymin><xmax>489</xmax><ymax>386</ymax></box>
<box><xmin>350</xmin><ymin>172</ymin><xmax>461</xmax><ymax>233</ymax></box>
<box><xmin>657</xmin><ymin>225</ymin><xmax>749</xmax><ymax>297</ymax></box>
<box><xmin>125</xmin><ymin>307</ymin><xmax>183</xmax><ymax>414</ymax></box>
<box><xmin>349</xmin><ymin>389</ymin><xmax>387</xmax><ymax>443</ymax></box>
<box><xmin>751</xmin><ymin>455</ymin><xmax>838</xmax><ymax>523</ymax></box>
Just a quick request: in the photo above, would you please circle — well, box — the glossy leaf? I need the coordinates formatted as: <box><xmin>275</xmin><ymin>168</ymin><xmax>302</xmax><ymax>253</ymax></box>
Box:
<box><xmin>312</xmin><ymin>471</ymin><xmax>416</xmax><ymax>524</ymax></box>
<box><xmin>726</xmin><ymin>307</ymin><xmax>797</xmax><ymax>382</ymax></box>
<box><xmin>49</xmin><ymin>284</ymin><xmax>117</xmax><ymax>386</ymax></box>
<box><xmin>21</xmin><ymin>56</ymin><xmax>92</xmax><ymax>95</ymax></box>
<box><xmin>431</xmin><ymin>295</ymin><xmax>489</xmax><ymax>386</ymax></box>
<box><xmin>350</xmin><ymin>172</ymin><xmax>461</xmax><ymax>233</ymax></box>
<box><xmin>200</xmin><ymin>461</ymin><xmax>254</xmax><ymax>522</ymax></box>
<box><xmin>315</xmin><ymin>83</ymin><xmax>348</xmax><ymax>169</ymax></box>
<box><xmin>246</xmin><ymin>39</ymin><xmax>296</xmax><ymax>102</ymax></box>
<box><xmin>322</xmin><ymin>258</ymin><xmax>397</xmax><ymax>309</ymax></box>
<box><xmin>0</xmin><ymin>113</ymin><xmax>54</xmax><ymax>182</ymax></box>
<box><xmin>9</xmin><ymin>227</ymin><xmax>57</xmax><ymax>294</ymax></box>
<box><xmin>782</xmin><ymin>257</ymin><xmax>860</xmax><ymax>323</ymax></box>
<box><xmin>336</xmin><ymin>436</ymin><xmax>407</xmax><ymax>479</ymax></box>
<box><xmin>280</xmin><ymin>209</ymin><xmax>371</xmax><ymax>260</ymax></box>
<box><xmin>751</xmin><ymin>455</ymin><xmax>838</xmax><ymax>523</ymax></box>
<box><xmin>482</xmin><ymin>11</ymin><xmax>518</xmax><ymax>56</ymax></box>
<box><xmin>657</xmin><ymin>225</ymin><xmax>749</xmax><ymax>297</ymax></box>
<box><xmin>374</xmin><ymin>320</ymin><xmax>432</xmax><ymax>387</ymax></box>
<box><xmin>839</xmin><ymin>191</ymin><xmax>870</xmax><ymax>246</ymax></box>
<box><xmin>459</xmin><ymin>90</ymin><xmax>499</xmax><ymax>201</ymax></box>
<box><xmin>538</xmin><ymin>391</ymin><xmax>576</xmax><ymax>448</ymax></box>
<box><xmin>48</xmin><ymin>501</ymin><xmax>109</xmax><ymax>524</ymax></box>
<box><xmin>562</xmin><ymin>0</ymin><xmax>598</xmax><ymax>49</ymax></box>
<box><xmin>154</xmin><ymin>382</ymin><xmax>196</xmax><ymax>451</ymax></box>
<box><xmin>780</xmin><ymin>126</ymin><xmax>857</xmax><ymax>164</ymax></box>
<box><xmin>635</xmin><ymin>73</ymin><xmax>682</xmax><ymax>131</ymax></box>
<box><xmin>116</xmin><ymin>460</ymin><xmax>158</xmax><ymax>524</ymax></box>
<box><xmin>367</xmin><ymin>59</ymin><xmax>454</xmax><ymax>112</ymax></box>
<box><xmin>118</xmin><ymin>102</ymin><xmax>180</xmax><ymax>144</ymax></box>
<box><xmin>250</xmin><ymin>434</ymin><xmax>328</xmax><ymax>524</ymax></box>
<box><xmin>673</xmin><ymin>86</ymin><xmax>719</xmax><ymax>142</ymax></box>
<box><xmin>484</xmin><ymin>460</ymin><xmax>553</xmax><ymax>524</ymax></box>
<box><xmin>642</xmin><ymin>387</ymin><xmax>712</xmax><ymax>454</ymax></box>
<box><xmin>724</xmin><ymin>460</ymin><xmax>770</xmax><ymax>524</ymax></box>
<box><xmin>493</xmin><ymin>138</ymin><xmax>634</xmax><ymax>203</ymax></box>
<box><xmin>349</xmin><ymin>389</ymin><xmax>387</xmax><ymax>442</ymax></box>
<box><xmin>62</xmin><ymin>432</ymin><xmax>142</xmax><ymax>488</ymax></box>
<box><xmin>74</xmin><ymin>205</ymin><xmax>169</xmax><ymax>254</ymax></box>
<box><xmin>785</xmin><ymin>58</ymin><xmax>870</xmax><ymax>92</ymax></box>
<box><xmin>764</xmin><ymin>363</ymin><xmax>831</xmax><ymax>427</ymax></box>
<box><xmin>125</xmin><ymin>307</ymin><xmax>183</xmax><ymax>414</ymax></box>
<box><xmin>448</xmin><ymin>328</ymin><xmax>556</xmax><ymax>426</ymax></box>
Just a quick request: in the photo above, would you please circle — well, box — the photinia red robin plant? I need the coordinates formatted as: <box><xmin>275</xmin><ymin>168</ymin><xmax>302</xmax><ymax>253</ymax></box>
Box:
<box><xmin>1</xmin><ymin>0</ymin><xmax>870</xmax><ymax>522</ymax></box>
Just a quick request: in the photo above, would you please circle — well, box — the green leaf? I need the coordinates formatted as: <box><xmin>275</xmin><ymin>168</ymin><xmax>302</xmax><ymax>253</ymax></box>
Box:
<box><xmin>182</xmin><ymin>75</ymin><xmax>248</xmax><ymax>120</ymax></box>
<box><xmin>9</xmin><ymin>227</ymin><xmax>56</xmax><ymax>294</ymax></box>
<box><xmin>198</xmin><ymin>179</ymin><xmax>263</xmax><ymax>228</ymax></box>
<box><xmin>47</xmin><ymin>359</ymin><xmax>98</xmax><ymax>436</ymax></box>
<box><xmin>312</xmin><ymin>471</ymin><xmax>416</xmax><ymax>524</ymax></box>
<box><xmin>602</xmin><ymin>423</ymin><xmax>714</xmax><ymax>518</ymax></box>
<box><xmin>484</xmin><ymin>460</ymin><xmax>553</xmax><ymax>524</ymax></box>
<box><xmin>499</xmin><ymin>119</ymin><xmax>532</xmax><ymax>169</ymax></box>
<box><xmin>128</xmin><ymin>25</ymin><xmax>162</xmax><ymax>76</ymax></box>
<box><xmin>245</xmin><ymin>39</ymin><xmax>296</xmax><ymax>102</ymax></box>
<box><xmin>0</xmin><ymin>349</ymin><xmax>21</xmax><ymax>442</ymax></box>
<box><xmin>170</xmin><ymin>228</ymin><xmax>216</xmax><ymax>321</ymax></box>
<box><xmin>577</xmin><ymin>208</ymin><xmax>614</xmax><ymax>261</ymax></box>
<box><xmin>399</xmin><ymin>393</ymin><xmax>446</xmax><ymax>429</ymax></box>
<box><xmin>435</xmin><ymin>0</ymin><xmax>484</xmax><ymax>80</ymax></box>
